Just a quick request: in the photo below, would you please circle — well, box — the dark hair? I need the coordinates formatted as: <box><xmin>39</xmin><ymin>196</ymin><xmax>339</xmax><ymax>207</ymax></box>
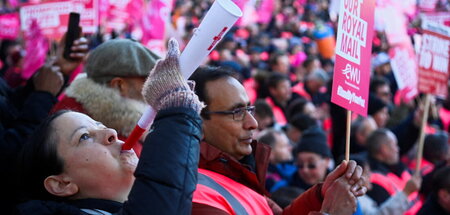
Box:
<box><xmin>189</xmin><ymin>66</ymin><xmax>235</xmax><ymax>119</ymax></box>
<box><xmin>289</xmin><ymin>113</ymin><xmax>317</xmax><ymax>132</ymax></box>
<box><xmin>432</xmin><ymin>166</ymin><xmax>450</xmax><ymax>193</ymax></box>
<box><xmin>258</xmin><ymin>129</ymin><xmax>283</xmax><ymax>148</ymax></box>
<box><xmin>286</xmin><ymin>97</ymin><xmax>309</xmax><ymax>119</ymax></box>
<box><xmin>269</xmin><ymin>51</ymin><xmax>288</xmax><ymax>67</ymax></box>
<box><xmin>254</xmin><ymin>99</ymin><xmax>274</xmax><ymax>119</ymax></box>
<box><xmin>266</xmin><ymin>73</ymin><xmax>289</xmax><ymax>90</ymax></box>
<box><xmin>366</xmin><ymin>128</ymin><xmax>391</xmax><ymax>157</ymax></box>
<box><xmin>271</xmin><ymin>186</ymin><xmax>304</xmax><ymax>208</ymax></box>
<box><xmin>16</xmin><ymin>110</ymin><xmax>71</xmax><ymax>201</ymax></box>
<box><xmin>424</xmin><ymin>132</ymin><xmax>449</xmax><ymax>164</ymax></box>
<box><xmin>369</xmin><ymin>76</ymin><xmax>390</xmax><ymax>93</ymax></box>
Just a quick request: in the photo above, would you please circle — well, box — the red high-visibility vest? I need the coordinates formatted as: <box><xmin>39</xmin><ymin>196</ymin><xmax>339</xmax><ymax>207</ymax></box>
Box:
<box><xmin>370</xmin><ymin>171</ymin><xmax>423</xmax><ymax>215</ymax></box>
<box><xmin>193</xmin><ymin>168</ymin><xmax>273</xmax><ymax>215</ymax></box>
<box><xmin>265</xmin><ymin>97</ymin><xmax>287</xmax><ymax>126</ymax></box>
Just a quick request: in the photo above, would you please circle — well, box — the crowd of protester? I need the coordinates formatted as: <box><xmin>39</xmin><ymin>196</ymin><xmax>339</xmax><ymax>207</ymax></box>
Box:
<box><xmin>1</xmin><ymin>0</ymin><xmax>450</xmax><ymax>214</ymax></box>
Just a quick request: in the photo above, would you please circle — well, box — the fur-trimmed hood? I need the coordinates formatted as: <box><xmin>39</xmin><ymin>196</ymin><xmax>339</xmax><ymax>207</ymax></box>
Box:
<box><xmin>65</xmin><ymin>74</ymin><xmax>146</xmax><ymax>137</ymax></box>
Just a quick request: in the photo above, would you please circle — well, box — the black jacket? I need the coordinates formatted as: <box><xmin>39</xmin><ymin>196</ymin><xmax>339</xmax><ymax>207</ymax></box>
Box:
<box><xmin>15</xmin><ymin>107</ymin><xmax>203</xmax><ymax>215</ymax></box>
<box><xmin>0</xmin><ymin>77</ymin><xmax>58</xmax><ymax>214</ymax></box>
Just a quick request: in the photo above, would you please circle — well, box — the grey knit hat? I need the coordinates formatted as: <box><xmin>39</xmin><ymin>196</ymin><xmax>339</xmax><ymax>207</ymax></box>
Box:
<box><xmin>85</xmin><ymin>39</ymin><xmax>160</xmax><ymax>83</ymax></box>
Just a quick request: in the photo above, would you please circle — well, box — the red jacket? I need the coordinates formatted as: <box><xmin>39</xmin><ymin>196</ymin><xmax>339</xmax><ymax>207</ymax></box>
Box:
<box><xmin>192</xmin><ymin>141</ymin><xmax>323</xmax><ymax>215</ymax></box>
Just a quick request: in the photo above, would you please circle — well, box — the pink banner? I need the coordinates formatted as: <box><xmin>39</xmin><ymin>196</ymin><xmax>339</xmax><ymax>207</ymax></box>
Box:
<box><xmin>8</xmin><ymin>0</ymin><xmax>19</xmax><ymax>8</ymax></box>
<box><xmin>126</xmin><ymin>0</ymin><xmax>144</xmax><ymax>27</ymax></box>
<box><xmin>257</xmin><ymin>0</ymin><xmax>273</xmax><ymax>24</ymax></box>
<box><xmin>22</xmin><ymin>20</ymin><xmax>49</xmax><ymax>80</ymax></box>
<box><xmin>418</xmin><ymin>22</ymin><xmax>450</xmax><ymax>98</ymax></box>
<box><xmin>20</xmin><ymin>1</ymin><xmax>73</xmax><ymax>40</ymax></box>
<box><xmin>106</xmin><ymin>0</ymin><xmax>132</xmax><ymax>32</ymax></box>
<box><xmin>331</xmin><ymin>0</ymin><xmax>376</xmax><ymax>116</ymax></box>
<box><xmin>72</xmin><ymin>0</ymin><xmax>99</xmax><ymax>33</ymax></box>
<box><xmin>389</xmin><ymin>42</ymin><xmax>418</xmax><ymax>103</ymax></box>
<box><xmin>0</xmin><ymin>13</ymin><xmax>20</xmax><ymax>39</ymax></box>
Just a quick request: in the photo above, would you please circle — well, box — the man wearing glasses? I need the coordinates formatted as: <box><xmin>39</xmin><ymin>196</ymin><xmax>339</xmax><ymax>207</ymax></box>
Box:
<box><xmin>189</xmin><ymin>67</ymin><xmax>367</xmax><ymax>215</ymax></box>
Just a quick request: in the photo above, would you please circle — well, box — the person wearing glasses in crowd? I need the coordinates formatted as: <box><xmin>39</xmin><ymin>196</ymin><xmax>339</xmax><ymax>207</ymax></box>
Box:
<box><xmin>290</xmin><ymin>126</ymin><xmax>333</xmax><ymax>191</ymax></box>
<box><xmin>189</xmin><ymin>67</ymin><xmax>367</xmax><ymax>215</ymax></box>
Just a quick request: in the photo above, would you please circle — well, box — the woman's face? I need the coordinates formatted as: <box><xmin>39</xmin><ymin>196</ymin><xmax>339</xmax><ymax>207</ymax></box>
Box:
<box><xmin>296</xmin><ymin>152</ymin><xmax>329</xmax><ymax>186</ymax></box>
<box><xmin>52</xmin><ymin>112</ymin><xmax>137</xmax><ymax>201</ymax></box>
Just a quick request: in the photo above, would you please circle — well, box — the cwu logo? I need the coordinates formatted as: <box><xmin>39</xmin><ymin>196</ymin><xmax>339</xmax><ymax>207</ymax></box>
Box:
<box><xmin>342</xmin><ymin>63</ymin><xmax>360</xmax><ymax>85</ymax></box>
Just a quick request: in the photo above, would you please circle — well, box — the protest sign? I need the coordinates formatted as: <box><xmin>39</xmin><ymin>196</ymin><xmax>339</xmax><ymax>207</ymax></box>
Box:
<box><xmin>389</xmin><ymin>42</ymin><xmax>418</xmax><ymax>103</ymax></box>
<box><xmin>20</xmin><ymin>1</ymin><xmax>73</xmax><ymax>39</ymax></box>
<box><xmin>421</xmin><ymin>12</ymin><xmax>450</xmax><ymax>27</ymax></box>
<box><xmin>0</xmin><ymin>13</ymin><xmax>20</xmax><ymax>39</ymax></box>
<box><xmin>331</xmin><ymin>0</ymin><xmax>375</xmax><ymax>117</ymax></box>
<box><xmin>418</xmin><ymin>21</ymin><xmax>450</xmax><ymax>98</ymax></box>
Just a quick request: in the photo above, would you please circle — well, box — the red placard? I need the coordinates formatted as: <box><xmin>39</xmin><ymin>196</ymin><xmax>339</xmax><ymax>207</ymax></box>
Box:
<box><xmin>20</xmin><ymin>1</ymin><xmax>73</xmax><ymax>40</ymax></box>
<box><xmin>0</xmin><ymin>13</ymin><xmax>20</xmax><ymax>39</ymax></box>
<box><xmin>331</xmin><ymin>0</ymin><xmax>375</xmax><ymax>116</ymax></box>
<box><xmin>418</xmin><ymin>22</ymin><xmax>450</xmax><ymax>98</ymax></box>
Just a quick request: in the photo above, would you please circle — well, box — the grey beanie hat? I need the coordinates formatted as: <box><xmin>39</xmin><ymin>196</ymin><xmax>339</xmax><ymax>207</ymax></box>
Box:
<box><xmin>85</xmin><ymin>39</ymin><xmax>160</xmax><ymax>83</ymax></box>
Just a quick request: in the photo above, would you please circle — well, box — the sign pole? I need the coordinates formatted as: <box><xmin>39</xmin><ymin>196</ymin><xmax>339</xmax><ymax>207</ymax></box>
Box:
<box><xmin>345</xmin><ymin>110</ymin><xmax>352</xmax><ymax>161</ymax></box>
<box><xmin>415</xmin><ymin>94</ymin><xmax>431</xmax><ymax>174</ymax></box>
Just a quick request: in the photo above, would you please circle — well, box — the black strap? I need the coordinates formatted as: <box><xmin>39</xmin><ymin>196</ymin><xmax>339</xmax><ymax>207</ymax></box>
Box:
<box><xmin>198</xmin><ymin>172</ymin><xmax>249</xmax><ymax>215</ymax></box>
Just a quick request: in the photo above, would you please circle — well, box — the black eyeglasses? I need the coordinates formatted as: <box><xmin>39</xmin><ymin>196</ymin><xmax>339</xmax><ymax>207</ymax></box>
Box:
<box><xmin>298</xmin><ymin>163</ymin><xmax>317</xmax><ymax>170</ymax></box>
<box><xmin>204</xmin><ymin>106</ymin><xmax>256</xmax><ymax>121</ymax></box>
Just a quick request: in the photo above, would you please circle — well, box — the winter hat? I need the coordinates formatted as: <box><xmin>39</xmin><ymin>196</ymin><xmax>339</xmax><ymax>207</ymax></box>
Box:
<box><xmin>368</xmin><ymin>93</ymin><xmax>387</xmax><ymax>116</ymax></box>
<box><xmin>85</xmin><ymin>39</ymin><xmax>160</xmax><ymax>84</ymax></box>
<box><xmin>295</xmin><ymin>126</ymin><xmax>332</xmax><ymax>158</ymax></box>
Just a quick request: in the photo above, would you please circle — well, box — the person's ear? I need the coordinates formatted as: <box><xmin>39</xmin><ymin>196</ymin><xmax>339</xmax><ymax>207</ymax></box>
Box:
<box><xmin>438</xmin><ymin>189</ymin><xmax>450</xmax><ymax>202</ymax></box>
<box><xmin>109</xmin><ymin>77</ymin><xmax>129</xmax><ymax>97</ymax></box>
<box><xmin>44</xmin><ymin>175</ymin><xmax>79</xmax><ymax>197</ymax></box>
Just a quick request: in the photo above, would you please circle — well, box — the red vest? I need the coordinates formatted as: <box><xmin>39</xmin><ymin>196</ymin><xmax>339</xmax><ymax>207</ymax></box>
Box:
<box><xmin>193</xmin><ymin>168</ymin><xmax>273</xmax><ymax>215</ymax></box>
<box><xmin>370</xmin><ymin>171</ymin><xmax>422</xmax><ymax>215</ymax></box>
<box><xmin>265</xmin><ymin>97</ymin><xmax>287</xmax><ymax>126</ymax></box>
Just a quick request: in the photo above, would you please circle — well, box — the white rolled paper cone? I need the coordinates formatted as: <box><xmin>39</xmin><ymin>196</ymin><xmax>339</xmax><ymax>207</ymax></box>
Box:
<box><xmin>179</xmin><ymin>0</ymin><xmax>242</xmax><ymax>79</ymax></box>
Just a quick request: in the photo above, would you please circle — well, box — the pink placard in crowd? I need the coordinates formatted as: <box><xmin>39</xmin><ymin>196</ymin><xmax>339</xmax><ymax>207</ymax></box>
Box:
<box><xmin>20</xmin><ymin>1</ymin><xmax>73</xmax><ymax>40</ymax></box>
<box><xmin>331</xmin><ymin>0</ymin><xmax>375</xmax><ymax>116</ymax></box>
<box><xmin>0</xmin><ymin>13</ymin><xmax>20</xmax><ymax>39</ymax></box>
<box><xmin>389</xmin><ymin>42</ymin><xmax>418</xmax><ymax>103</ymax></box>
<box><xmin>374</xmin><ymin>2</ymin><xmax>409</xmax><ymax>45</ymax></box>
<box><xmin>418</xmin><ymin>21</ymin><xmax>450</xmax><ymax>98</ymax></box>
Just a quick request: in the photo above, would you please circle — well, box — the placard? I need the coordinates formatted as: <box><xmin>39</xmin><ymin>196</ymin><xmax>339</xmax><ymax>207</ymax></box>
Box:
<box><xmin>331</xmin><ymin>0</ymin><xmax>375</xmax><ymax>116</ymax></box>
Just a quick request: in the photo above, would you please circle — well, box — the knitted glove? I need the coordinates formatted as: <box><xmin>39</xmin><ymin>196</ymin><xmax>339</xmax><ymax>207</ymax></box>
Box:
<box><xmin>142</xmin><ymin>38</ymin><xmax>204</xmax><ymax>113</ymax></box>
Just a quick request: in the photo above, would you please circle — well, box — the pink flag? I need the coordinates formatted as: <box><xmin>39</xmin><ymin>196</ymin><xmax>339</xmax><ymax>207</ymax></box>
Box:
<box><xmin>233</xmin><ymin>0</ymin><xmax>248</xmax><ymax>26</ymax></box>
<box><xmin>22</xmin><ymin>20</ymin><xmax>49</xmax><ymax>80</ymax></box>
<box><xmin>127</xmin><ymin>0</ymin><xmax>144</xmax><ymax>26</ymax></box>
<box><xmin>141</xmin><ymin>0</ymin><xmax>173</xmax><ymax>52</ymax></box>
<box><xmin>257</xmin><ymin>0</ymin><xmax>273</xmax><ymax>24</ymax></box>
<box><xmin>0</xmin><ymin>13</ymin><xmax>20</xmax><ymax>39</ymax></box>
<box><xmin>8</xmin><ymin>0</ymin><xmax>19</xmax><ymax>8</ymax></box>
